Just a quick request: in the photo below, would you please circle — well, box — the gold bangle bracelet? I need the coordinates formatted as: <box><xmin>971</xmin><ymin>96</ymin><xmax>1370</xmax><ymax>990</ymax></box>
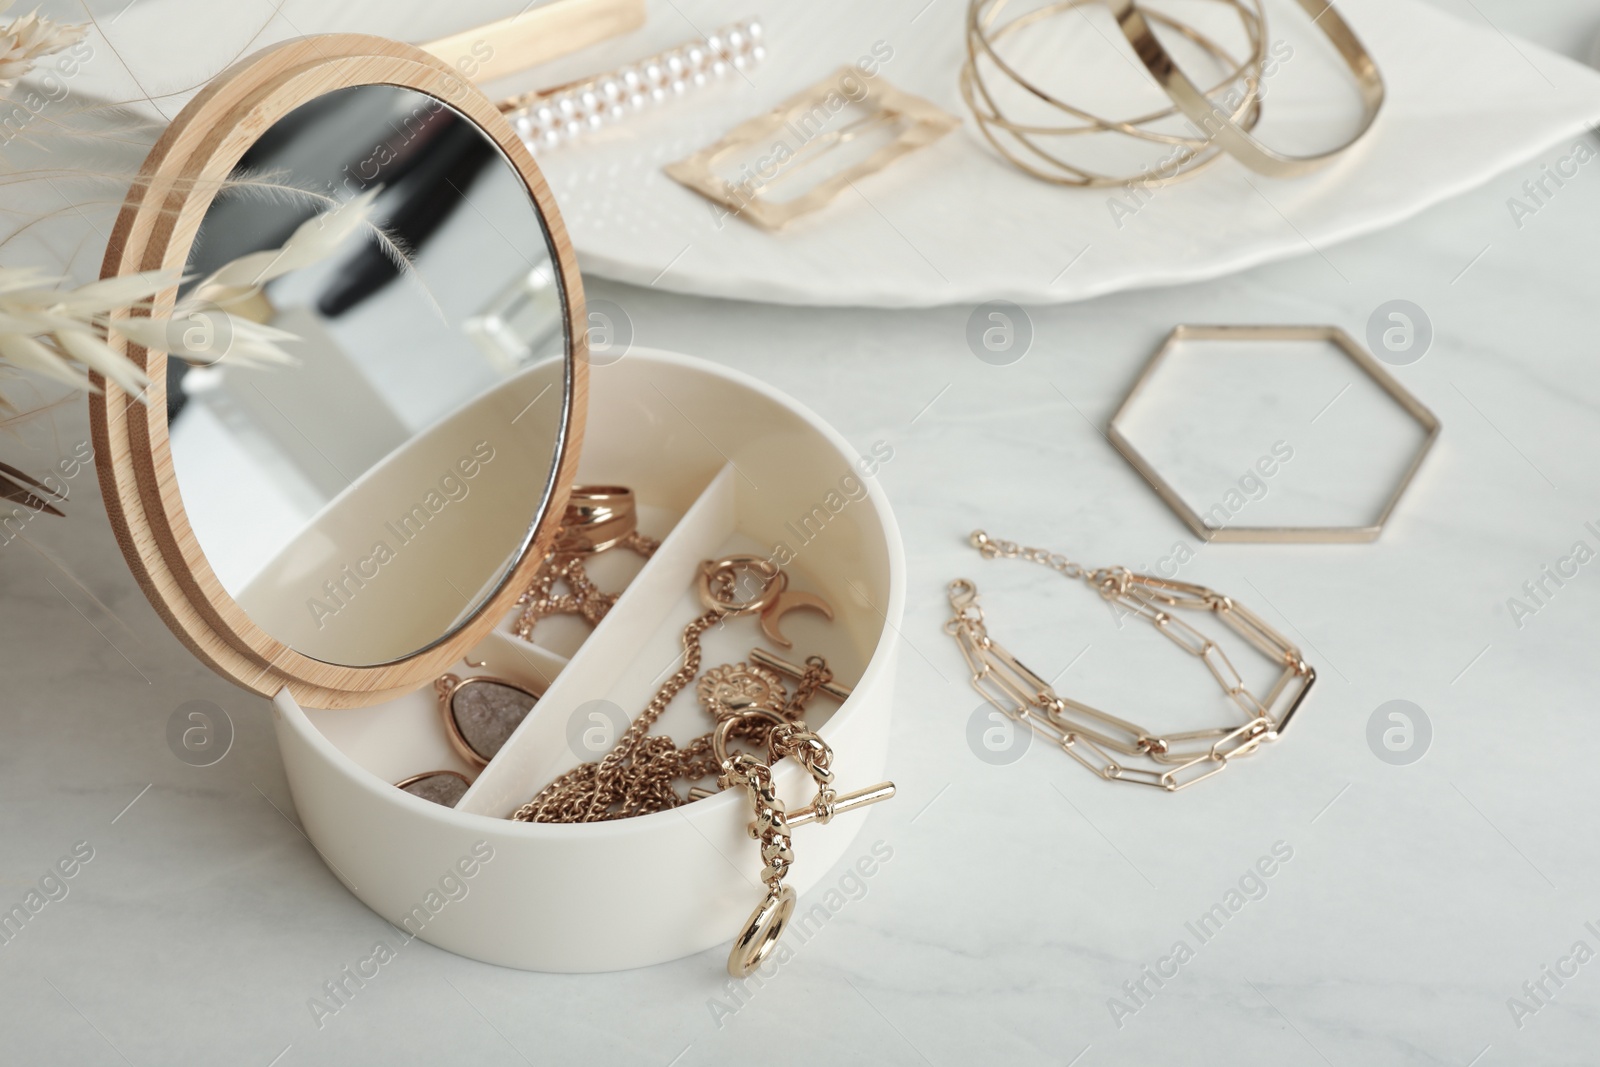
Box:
<box><xmin>960</xmin><ymin>0</ymin><xmax>1268</xmax><ymax>188</ymax></box>
<box><xmin>1103</xmin><ymin>0</ymin><xmax>1385</xmax><ymax>177</ymax></box>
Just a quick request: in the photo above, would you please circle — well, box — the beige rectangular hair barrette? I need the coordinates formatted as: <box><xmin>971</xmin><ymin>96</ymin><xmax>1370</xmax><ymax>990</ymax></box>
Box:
<box><xmin>665</xmin><ymin>66</ymin><xmax>959</xmax><ymax>231</ymax></box>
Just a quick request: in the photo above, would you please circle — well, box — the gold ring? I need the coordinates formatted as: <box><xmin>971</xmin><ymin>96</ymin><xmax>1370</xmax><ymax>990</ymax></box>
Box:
<box><xmin>727</xmin><ymin>883</ymin><xmax>797</xmax><ymax>977</ymax></box>
<box><xmin>554</xmin><ymin>485</ymin><xmax>638</xmax><ymax>554</ymax></box>
<box><xmin>697</xmin><ymin>555</ymin><xmax>782</xmax><ymax>616</ymax></box>
<box><xmin>1103</xmin><ymin>0</ymin><xmax>1384</xmax><ymax>177</ymax></box>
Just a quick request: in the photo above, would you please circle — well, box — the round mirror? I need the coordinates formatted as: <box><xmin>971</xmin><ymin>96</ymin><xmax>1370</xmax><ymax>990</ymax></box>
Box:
<box><xmin>170</xmin><ymin>83</ymin><xmax>567</xmax><ymax>666</ymax></box>
<box><xmin>93</xmin><ymin>38</ymin><xmax>584</xmax><ymax>704</ymax></box>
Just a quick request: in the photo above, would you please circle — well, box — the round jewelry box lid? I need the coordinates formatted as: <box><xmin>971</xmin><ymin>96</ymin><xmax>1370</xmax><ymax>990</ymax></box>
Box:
<box><xmin>90</xmin><ymin>35</ymin><xmax>588</xmax><ymax>709</ymax></box>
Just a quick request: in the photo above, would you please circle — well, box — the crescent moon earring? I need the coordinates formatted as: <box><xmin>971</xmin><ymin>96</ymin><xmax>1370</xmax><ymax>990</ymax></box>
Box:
<box><xmin>758</xmin><ymin>571</ymin><xmax>834</xmax><ymax>649</ymax></box>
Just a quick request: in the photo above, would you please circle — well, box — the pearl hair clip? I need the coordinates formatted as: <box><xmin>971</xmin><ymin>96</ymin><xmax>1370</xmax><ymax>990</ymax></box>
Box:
<box><xmin>498</xmin><ymin>17</ymin><xmax>766</xmax><ymax>153</ymax></box>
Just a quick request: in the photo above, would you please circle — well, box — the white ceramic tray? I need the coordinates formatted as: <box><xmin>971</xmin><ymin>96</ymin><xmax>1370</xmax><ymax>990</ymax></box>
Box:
<box><xmin>515</xmin><ymin>0</ymin><xmax>1600</xmax><ymax>307</ymax></box>
<box><xmin>270</xmin><ymin>349</ymin><xmax>904</xmax><ymax>971</ymax></box>
<box><xmin>63</xmin><ymin>1</ymin><xmax>1600</xmax><ymax>307</ymax></box>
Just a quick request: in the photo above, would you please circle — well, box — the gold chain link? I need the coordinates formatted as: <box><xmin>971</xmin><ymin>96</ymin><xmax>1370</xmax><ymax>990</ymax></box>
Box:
<box><xmin>512</xmin><ymin>555</ymin><xmax>893</xmax><ymax>976</ymax></box>
<box><xmin>514</xmin><ymin>531</ymin><xmax>661</xmax><ymax>640</ymax></box>
<box><xmin>947</xmin><ymin>531</ymin><xmax>1316</xmax><ymax>792</ymax></box>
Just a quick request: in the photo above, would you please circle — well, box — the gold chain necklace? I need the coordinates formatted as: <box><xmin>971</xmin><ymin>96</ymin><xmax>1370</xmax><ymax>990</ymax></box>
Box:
<box><xmin>946</xmin><ymin>531</ymin><xmax>1315</xmax><ymax>792</ymax></box>
<box><xmin>513</xmin><ymin>530</ymin><xmax>660</xmax><ymax>639</ymax></box>
<box><xmin>513</xmin><ymin>555</ymin><xmax>895</xmax><ymax>975</ymax></box>
<box><xmin>511</xmin><ymin>558</ymin><xmax>772</xmax><ymax>823</ymax></box>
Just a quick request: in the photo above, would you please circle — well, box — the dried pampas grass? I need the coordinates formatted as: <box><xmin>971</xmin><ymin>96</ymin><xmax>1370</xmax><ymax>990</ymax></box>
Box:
<box><xmin>185</xmin><ymin>186</ymin><xmax>383</xmax><ymax>311</ymax></box>
<box><xmin>0</xmin><ymin>1</ymin><xmax>414</xmax><ymax>413</ymax></box>
<box><xmin>0</xmin><ymin>5</ymin><xmax>396</xmax><ymax>518</ymax></box>
<box><xmin>0</xmin><ymin>455</ymin><xmax>63</xmax><ymax>514</ymax></box>
<box><xmin>0</xmin><ymin>187</ymin><xmax>383</xmax><ymax>402</ymax></box>
<box><xmin>0</xmin><ymin>4</ymin><xmax>87</xmax><ymax>91</ymax></box>
<box><xmin>0</xmin><ymin>266</ymin><xmax>164</xmax><ymax>397</ymax></box>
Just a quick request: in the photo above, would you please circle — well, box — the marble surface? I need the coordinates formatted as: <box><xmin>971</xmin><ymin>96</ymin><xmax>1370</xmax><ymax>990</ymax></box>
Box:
<box><xmin>5</xmin><ymin>1</ymin><xmax>1600</xmax><ymax>1064</ymax></box>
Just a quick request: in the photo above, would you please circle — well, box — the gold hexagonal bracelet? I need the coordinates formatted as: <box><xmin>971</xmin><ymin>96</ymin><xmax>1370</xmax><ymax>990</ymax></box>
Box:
<box><xmin>1107</xmin><ymin>324</ymin><xmax>1441</xmax><ymax>544</ymax></box>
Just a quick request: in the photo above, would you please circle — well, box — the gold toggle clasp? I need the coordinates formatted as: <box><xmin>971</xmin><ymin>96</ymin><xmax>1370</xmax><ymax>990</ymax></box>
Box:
<box><xmin>785</xmin><ymin>780</ymin><xmax>895</xmax><ymax>827</ymax></box>
<box><xmin>709</xmin><ymin>707</ymin><xmax>896</xmax><ymax>977</ymax></box>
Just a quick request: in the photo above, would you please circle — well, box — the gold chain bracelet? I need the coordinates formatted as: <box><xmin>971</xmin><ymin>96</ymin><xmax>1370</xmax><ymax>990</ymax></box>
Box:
<box><xmin>946</xmin><ymin>531</ymin><xmax>1315</xmax><ymax>792</ymax></box>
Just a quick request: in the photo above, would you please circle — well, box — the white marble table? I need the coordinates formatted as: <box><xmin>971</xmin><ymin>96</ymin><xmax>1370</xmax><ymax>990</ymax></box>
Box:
<box><xmin>5</xmin><ymin>1</ymin><xmax>1600</xmax><ymax>1064</ymax></box>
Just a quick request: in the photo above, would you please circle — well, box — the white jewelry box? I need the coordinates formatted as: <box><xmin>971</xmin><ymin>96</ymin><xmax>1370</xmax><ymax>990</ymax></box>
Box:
<box><xmin>273</xmin><ymin>348</ymin><xmax>904</xmax><ymax>970</ymax></box>
<box><xmin>88</xmin><ymin>35</ymin><xmax>904</xmax><ymax>972</ymax></box>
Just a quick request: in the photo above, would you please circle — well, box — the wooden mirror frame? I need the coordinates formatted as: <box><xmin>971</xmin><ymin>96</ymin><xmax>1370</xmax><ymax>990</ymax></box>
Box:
<box><xmin>91</xmin><ymin>35</ymin><xmax>587</xmax><ymax>709</ymax></box>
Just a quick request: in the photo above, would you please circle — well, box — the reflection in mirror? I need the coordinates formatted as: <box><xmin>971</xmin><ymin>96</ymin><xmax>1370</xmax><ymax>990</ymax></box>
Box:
<box><xmin>167</xmin><ymin>85</ymin><xmax>569</xmax><ymax>667</ymax></box>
